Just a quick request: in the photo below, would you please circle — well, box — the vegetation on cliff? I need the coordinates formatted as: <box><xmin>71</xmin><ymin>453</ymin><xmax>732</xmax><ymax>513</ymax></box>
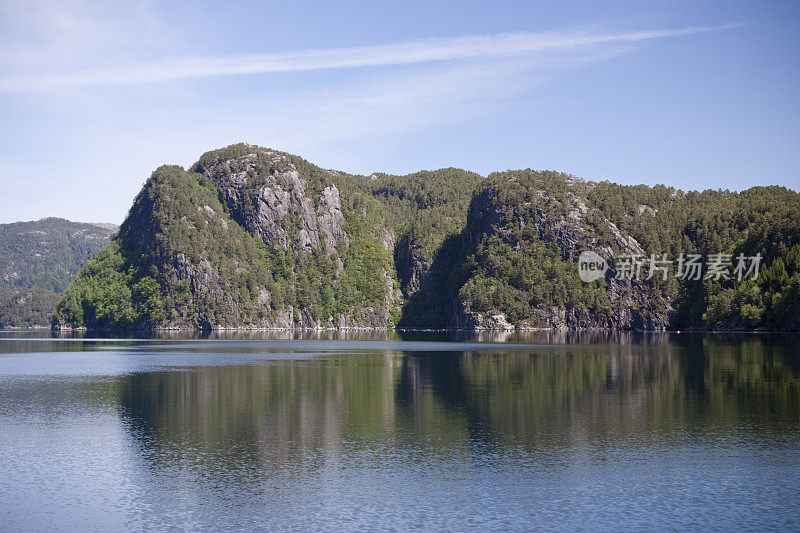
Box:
<box><xmin>453</xmin><ymin>171</ymin><xmax>800</xmax><ymax>330</ymax></box>
<box><xmin>52</xmin><ymin>144</ymin><xmax>800</xmax><ymax>331</ymax></box>
<box><xmin>454</xmin><ymin>171</ymin><xmax>613</xmax><ymax>327</ymax></box>
<box><xmin>56</xmin><ymin>151</ymin><xmax>395</xmax><ymax>330</ymax></box>
<box><xmin>367</xmin><ymin>168</ymin><xmax>484</xmax><ymax>326</ymax></box>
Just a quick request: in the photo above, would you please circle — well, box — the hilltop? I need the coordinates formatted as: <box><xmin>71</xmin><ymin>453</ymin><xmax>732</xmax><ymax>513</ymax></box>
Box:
<box><xmin>53</xmin><ymin>144</ymin><xmax>800</xmax><ymax>331</ymax></box>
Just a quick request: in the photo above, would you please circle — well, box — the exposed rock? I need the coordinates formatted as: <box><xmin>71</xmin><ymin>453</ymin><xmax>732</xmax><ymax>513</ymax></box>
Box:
<box><xmin>318</xmin><ymin>186</ymin><xmax>349</xmax><ymax>251</ymax></box>
<box><xmin>450</xmin><ymin>174</ymin><xmax>672</xmax><ymax>330</ymax></box>
<box><xmin>395</xmin><ymin>236</ymin><xmax>430</xmax><ymax>296</ymax></box>
<box><xmin>195</xmin><ymin>148</ymin><xmax>347</xmax><ymax>255</ymax></box>
<box><xmin>376</xmin><ymin>224</ymin><xmax>395</xmax><ymax>252</ymax></box>
<box><xmin>449</xmin><ymin>307</ymin><xmax>515</xmax><ymax>330</ymax></box>
<box><xmin>50</xmin><ymin>145</ymin><xmax>797</xmax><ymax>332</ymax></box>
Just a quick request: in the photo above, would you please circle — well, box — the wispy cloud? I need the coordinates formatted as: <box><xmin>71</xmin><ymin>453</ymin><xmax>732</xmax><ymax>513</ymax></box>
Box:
<box><xmin>0</xmin><ymin>0</ymin><xmax>164</xmax><ymax>68</ymax></box>
<box><xmin>0</xmin><ymin>24</ymin><xmax>739</xmax><ymax>92</ymax></box>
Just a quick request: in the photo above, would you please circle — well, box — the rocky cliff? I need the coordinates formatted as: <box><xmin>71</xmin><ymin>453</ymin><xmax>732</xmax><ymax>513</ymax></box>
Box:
<box><xmin>53</xmin><ymin>144</ymin><xmax>800</xmax><ymax>331</ymax></box>
<box><xmin>449</xmin><ymin>173</ymin><xmax>673</xmax><ymax>330</ymax></box>
<box><xmin>192</xmin><ymin>148</ymin><xmax>349</xmax><ymax>255</ymax></box>
<box><xmin>55</xmin><ymin>146</ymin><xmax>397</xmax><ymax>331</ymax></box>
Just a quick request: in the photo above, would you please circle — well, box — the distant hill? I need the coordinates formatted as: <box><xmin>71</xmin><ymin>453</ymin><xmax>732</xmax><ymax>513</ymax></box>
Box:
<box><xmin>51</xmin><ymin>144</ymin><xmax>800</xmax><ymax>331</ymax></box>
<box><xmin>0</xmin><ymin>218</ymin><xmax>117</xmax><ymax>328</ymax></box>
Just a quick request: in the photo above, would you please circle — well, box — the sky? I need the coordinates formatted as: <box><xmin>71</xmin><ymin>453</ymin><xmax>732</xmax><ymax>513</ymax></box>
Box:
<box><xmin>0</xmin><ymin>0</ymin><xmax>798</xmax><ymax>224</ymax></box>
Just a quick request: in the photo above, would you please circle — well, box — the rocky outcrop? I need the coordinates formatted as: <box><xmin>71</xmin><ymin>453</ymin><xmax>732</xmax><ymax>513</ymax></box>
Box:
<box><xmin>448</xmin><ymin>307</ymin><xmax>516</xmax><ymax>330</ymax></box>
<box><xmin>465</xmin><ymin>180</ymin><xmax>645</xmax><ymax>261</ymax></box>
<box><xmin>450</xmin><ymin>173</ymin><xmax>672</xmax><ymax>330</ymax></box>
<box><xmin>52</xmin><ymin>145</ymin><xmax>797</xmax><ymax>332</ymax></box>
<box><xmin>79</xmin><ymin>148</ymin><xmax>397</xmax><ymax>331</ymax></box>
<box><xmin>193</xmin><ymin>147</ymin><xmax>348</xmax><ymax>255</ymax></box>
<box><xmin>395</xmin><ymin>235</ymin><xmax>431</xmax><ymax>296</ymax></box>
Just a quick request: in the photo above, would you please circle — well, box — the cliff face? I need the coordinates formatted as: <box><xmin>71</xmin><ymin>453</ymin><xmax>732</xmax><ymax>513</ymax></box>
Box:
<box><xmin>369</xmin><ymin>168</ymin><xmax>484</xmax><ymax>327</ymax></box>
<box><xmin>190</xmin><ymin>147</ymin><xmax>396</xmax><ymax>329</ymax></box>
<box><xmin>53</xmin><ymin>144</ymin><xmax>800</xmax><ymax>331</ymax></box>
<box><xmin>55</xmin><ymin>147</ymin><xmax>397</xmax><ymax>331</ymax></box>
<box><xmin>449</xmin><ymin>175</ymin><xmax>673</xmax><ymax>330</ymax></box>
<box><xmin>193</xmin><ymin>149</ymin><xmax>348</xmax><ymax>255</ymax></box>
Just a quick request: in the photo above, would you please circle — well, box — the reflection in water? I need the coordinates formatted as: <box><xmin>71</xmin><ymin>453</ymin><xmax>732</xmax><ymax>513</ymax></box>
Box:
<box><xmin>6</xmin><ymin>326</ymin><xmax>762</xmax><ymax>344</ymax></box>
<box><xmin>119</xmin><ymin>336</ymin><xmax>800</xmax><ymax>456</ymax></box>
<box><xmin>1</xmin><ymin>334</ymin><xmax>799</xmax><ymax>530</ymax></box>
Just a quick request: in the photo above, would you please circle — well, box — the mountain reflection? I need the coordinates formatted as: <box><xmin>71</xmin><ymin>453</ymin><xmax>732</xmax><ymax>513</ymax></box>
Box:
<box><xmin>3</xmin><ymin>334</ymin><xmax>799</xmax><ymax>530</ymax></box>
<box><xmin>116</xmin><ymin>335</ymin><xmax>800</xmax><ymax>485</ymax></box>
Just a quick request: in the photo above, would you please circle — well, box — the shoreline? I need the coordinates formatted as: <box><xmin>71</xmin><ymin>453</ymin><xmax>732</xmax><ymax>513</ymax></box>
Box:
<box><xmin>43</xmin><ymin>325</ymin><xmax>798</xmax><ymax>334</ymax></box>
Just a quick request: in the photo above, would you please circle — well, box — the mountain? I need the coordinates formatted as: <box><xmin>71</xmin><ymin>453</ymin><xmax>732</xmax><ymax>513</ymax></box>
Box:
<box><xmin>0</xmin><ymin>218</ymin><xmax>117</xmax><ymax>328</ymax></box>
<box><xmin>450</xmin><ymin>172</ymin><xmax>800</xmax><ymax>330</ymax></box>
<box><xmin>53</xmin><ymin>144</ymin><xmax>800</xmax><ymax>331</ymax></box>
<box><xmin>0</xmin><ymin>217</ymin><xmax>117</xmax><ymax>292</ymax></box>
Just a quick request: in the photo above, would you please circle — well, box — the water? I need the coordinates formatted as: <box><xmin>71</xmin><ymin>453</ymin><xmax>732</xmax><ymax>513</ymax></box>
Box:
<box><xmin>1</xmin><ymin>331</ymin><xmax>799</xmax><ymax>531</ymax></box>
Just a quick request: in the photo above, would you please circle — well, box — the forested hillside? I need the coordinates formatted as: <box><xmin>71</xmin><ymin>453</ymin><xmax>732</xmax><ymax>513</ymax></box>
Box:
<box><xmin>0</xmin><ymin>218</ymin><xmax>116</xmax><ymax>328</ymax></box>
<box><xmin>56</xmin><ymin>148</ymin><xmax>397</xmax><ymax>330</ymax></box>
<box><xmin>451</xmin><ymin>171</ymin><xmax>800</xmax><ymax>330</ymax></box>
<box><xmin>53</xmin><ymin>144</ymin><xmax>800</xmax><ymax>331</ymax></box>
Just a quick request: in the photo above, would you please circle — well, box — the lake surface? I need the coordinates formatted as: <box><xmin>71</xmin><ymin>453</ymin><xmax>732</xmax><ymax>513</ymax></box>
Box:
<box><xmin>1</xmin><ymin>331</ymin><xmax>799</xmax><ymax>531</ymax></box>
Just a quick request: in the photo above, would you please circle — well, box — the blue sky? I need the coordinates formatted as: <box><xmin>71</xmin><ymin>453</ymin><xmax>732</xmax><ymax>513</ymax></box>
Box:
<box><xmin>0</xmin><ymin>0</ymin><xmax>798</xmax><ymax>224</ymax></box>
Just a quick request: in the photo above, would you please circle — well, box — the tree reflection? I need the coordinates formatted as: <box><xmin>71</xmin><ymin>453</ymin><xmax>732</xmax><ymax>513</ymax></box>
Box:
<box><xmin>116</xmin><ymin>334</ymin><xmax>800</xmax><ymax>487</ymax></box>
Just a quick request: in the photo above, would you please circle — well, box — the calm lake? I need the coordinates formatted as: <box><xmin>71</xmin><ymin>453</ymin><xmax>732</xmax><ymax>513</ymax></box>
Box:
<box><xmin>1</xmin><ymin>331</ymin><xmax>799</xmax><ymax>531</ymax></box>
